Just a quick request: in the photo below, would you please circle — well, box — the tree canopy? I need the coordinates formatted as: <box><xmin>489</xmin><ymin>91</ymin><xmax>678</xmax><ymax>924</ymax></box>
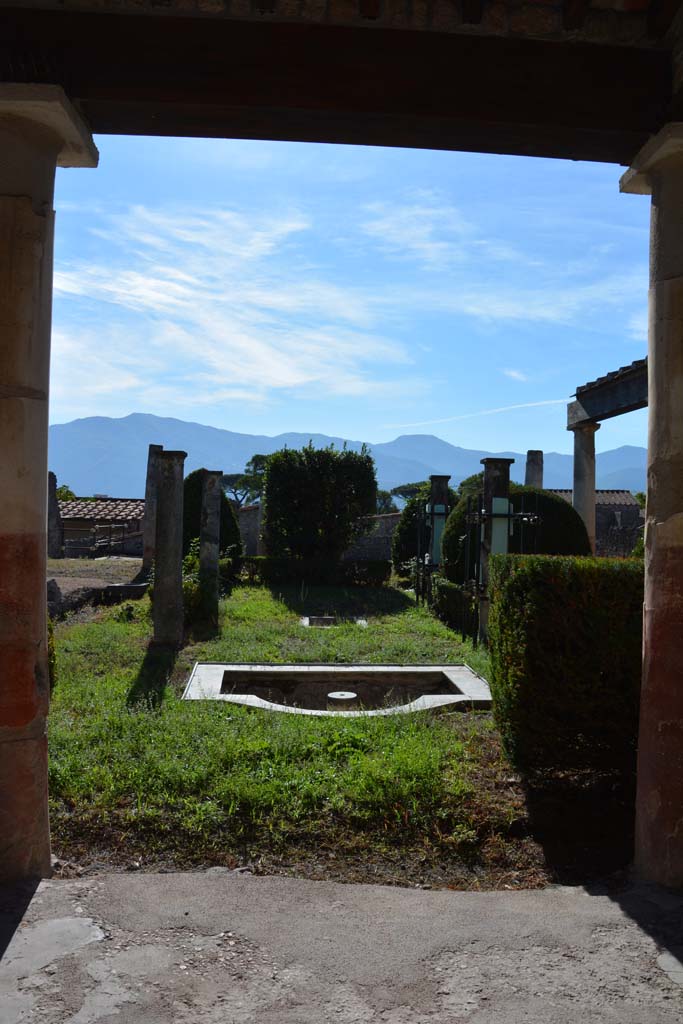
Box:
<box><xmin>222</xmin><ymin>454</ymin><xmax>269</xmax><ymax>507</ymax></box>
<box><xmin>262</xmin><ymin>443</ymin><xmax>377</xmax><ymax>561</ymax></box>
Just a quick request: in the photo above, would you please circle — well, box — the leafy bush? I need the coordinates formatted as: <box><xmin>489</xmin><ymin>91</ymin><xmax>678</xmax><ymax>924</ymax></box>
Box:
<box><xmin>239</xmin><ymin>556</ymin><xmax>390</xmax><ymax>587</ymax></box>
<box><xmin>342</xmin><ymin>559</ymin><xmax>391</xmax><ymax>586</ymax></box>
<box><xmin>441</xmin><ymin>485</ymin><xmax>591</xmax><ymax>584</ymax></box>
<box><xmin>183</xmin><ymin>468</ymin><xmax>242</xmax><ymax>558</ymax></box>
<box><xmin>431</xmin><ymin>575</ymin><xmax>477</xmax><ymax>633</ymax></box>
<box><xmin>391</xmin><ymin>481</ymin><xmax>458</xmax><ymax>570</ymax></box>
<box><xmin>262</xmin><ymin>443</ymin><xmax>377</xmax><ymax>562</ymax></box>
<box><xmin>488</xmin><ymin>554</ymin><xmax>643</xmax><ymax>773</ymax></box>
<box><xmin>218</xmin><ymin>555</ymin><xmax>242</xmax><ymax>584</ymax></box>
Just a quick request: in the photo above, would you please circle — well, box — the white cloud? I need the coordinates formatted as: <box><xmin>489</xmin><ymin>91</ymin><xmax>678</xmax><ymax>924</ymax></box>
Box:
<box><xmin>502</xmin><ymin>368</ymin><xmax>529</xmax><ymax>382</ymax></box>
<box><xmin>52</xmin><ymin>203</ymin><xmax>415</xmax><ymax>417</ymax></box>
<box><xmin>387</xmin><ymin>398</ymin><xmax>567</xmax><ymax>430</ymax></box>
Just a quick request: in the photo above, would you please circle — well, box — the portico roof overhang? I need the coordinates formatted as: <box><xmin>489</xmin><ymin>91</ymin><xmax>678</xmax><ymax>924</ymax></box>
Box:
<box><xmin>0</xmin><ymin>4</ymin><xmax>677</xmax><ymax>164</ymax></box>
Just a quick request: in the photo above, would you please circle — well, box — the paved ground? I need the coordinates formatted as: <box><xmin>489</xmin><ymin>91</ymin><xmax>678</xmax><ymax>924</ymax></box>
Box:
<box><xmin>2</xmin><ymin>871</ymin><xmax>683</xmax><ymax>1023</ymax></box>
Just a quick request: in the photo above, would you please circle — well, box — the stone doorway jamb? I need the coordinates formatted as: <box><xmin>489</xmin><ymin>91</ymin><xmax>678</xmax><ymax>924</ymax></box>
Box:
<box><xmin>621</xmin><ymin>123</ymin><xmax>683</xmax><ymax>887</ymax></box>
<box><xmin>0</xmin><ymin>85</ymin><xmax>97</xmax><ymax>884</ymax></box>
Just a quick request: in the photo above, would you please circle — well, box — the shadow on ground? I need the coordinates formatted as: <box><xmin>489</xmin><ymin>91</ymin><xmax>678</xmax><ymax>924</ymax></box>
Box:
<box><xmin>268</xmin><ymin>583</ymin><xmax>415</xmax><ymax>619</ymax></box>
<box><xmin>127</xmin><ymin>643</ymin><xmax>178</xmax><ymax>709</ymax></box>
<box><xmin>522</xmin><ymin>768</ymin><xmax>636</xmax><ymax>884</ymax></box>
<box><xmin>0</xmin><ymin>879</ymin><xmax>39</xmax><ymax>959</ymax></box>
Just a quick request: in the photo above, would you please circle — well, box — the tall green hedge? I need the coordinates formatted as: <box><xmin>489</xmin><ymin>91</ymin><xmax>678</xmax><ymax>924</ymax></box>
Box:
<box><xmin>262</xmin><ymin>444</ymin><xmax>377</xmax><ymax>561</ymax></box>
<box><xmin>488</xmin><ymin>554</ymin><xmax>643</xmax><ymax>773</ymax></box>
<box><xmin>441</xmin><ymin>485</ymin><xmax>591</xmax><ymax>584</ymax></box>
<box><xmin>183</xmin><ymin>468</ymin><xmax>242</xmax><ymax>557</ymax></box>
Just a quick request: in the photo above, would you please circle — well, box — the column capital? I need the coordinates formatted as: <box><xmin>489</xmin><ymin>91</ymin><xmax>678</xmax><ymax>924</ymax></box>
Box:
<box><xmin>620</xmin><ymin>123</ymin><xmax>683</xmax><ymax>196</ymax></box>
<box><xmin>568</xmin><ymin>421</ymin><xmax>601</xmax><ymax>434</ymax></box>
<box><xmin>0</xmin><ymin>84</ymin><xmax>98</xmax><ymax>168</ymax></box>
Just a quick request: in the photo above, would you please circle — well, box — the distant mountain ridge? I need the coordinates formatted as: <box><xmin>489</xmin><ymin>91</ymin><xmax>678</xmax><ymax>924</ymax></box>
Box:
<box><xmin>48</xmin><ymin>413</ymin><xmax>647</xmax><ymax>497</ymax></box>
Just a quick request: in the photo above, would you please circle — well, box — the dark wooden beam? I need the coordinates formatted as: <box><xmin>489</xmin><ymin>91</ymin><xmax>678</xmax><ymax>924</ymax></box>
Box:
<box><xmin>567</xmin><ymin>361</ymin><xmax>648</xmax><ymax>427</ymax></box>
<box><xmin>0</xmin><ymin>8</ymin><xmax>673</xmax><ymax>164</ymax></box>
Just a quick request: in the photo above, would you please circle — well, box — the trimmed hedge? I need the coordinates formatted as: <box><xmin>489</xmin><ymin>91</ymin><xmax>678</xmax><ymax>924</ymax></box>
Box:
<box><xmin>240</xmin><ymin>556</ymin><xmax>391</xmax><ymax>587</ymax></box>
<box><xmin>488</xmin><ymin>554</ymin><xmax>643</xmax><ymax>773</ymax></box>
<box><xmin>183</xmin><ymin>468</ymin><xmax>242</xmax><ymax>558</ymax></box>
<box><xmin>441</xmin><ymin>485</ymin><xmax>591</xmax><ymax>584</ymax></box>
<box><xmin>431</xmin><ymin>575</ymin><xmax>477</xmax><ymax>633</ymax></box>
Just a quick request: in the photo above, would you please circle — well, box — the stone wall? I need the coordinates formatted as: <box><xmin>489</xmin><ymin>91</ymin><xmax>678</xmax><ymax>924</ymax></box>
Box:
<box><xmin>238</xmin><ymin>504</ymin><xmax>262</xmax><ymax>556</ymax></box>
<box><xmin>343</xmin><ymin>513</ymin><xmax>401</xmax><ymax>561</ymax></box>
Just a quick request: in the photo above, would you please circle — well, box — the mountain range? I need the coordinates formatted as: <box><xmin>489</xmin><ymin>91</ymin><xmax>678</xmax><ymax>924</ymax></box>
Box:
<box><xmin>48</xmin><ymin>413</ymin><xmax>647</xmax><ymax>497</ymax></box>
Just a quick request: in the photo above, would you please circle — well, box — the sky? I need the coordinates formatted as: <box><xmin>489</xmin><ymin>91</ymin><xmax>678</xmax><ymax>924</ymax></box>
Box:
<box><xmin>51</xmin><ymin>136</ymin><xmax>651</xmax><ymax>455</ymax></box>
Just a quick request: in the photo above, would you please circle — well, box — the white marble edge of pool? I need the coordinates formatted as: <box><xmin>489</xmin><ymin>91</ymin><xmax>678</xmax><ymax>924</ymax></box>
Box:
<box><xmin>181</xmin><ymin>663</ymin><xmax>491</xmax><ymax>716</ymax></box>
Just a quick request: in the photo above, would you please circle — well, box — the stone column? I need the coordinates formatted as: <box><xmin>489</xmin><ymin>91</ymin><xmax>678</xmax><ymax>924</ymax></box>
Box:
<box><xmin>47</xmin><ymin>471</ymin><xmax>63</xmax><ymax>558</ymax></box>
<box><xmin>478</xmin><ymin>457</ymin><xmax>514</xmax><ymax>643</ymax></box>
<box><xmin>0</xmin><ymin>86</ymin><xmax>97</xmax><ymax>883</ymax></box>
<box><xmin>429</xmin><ymin>474</ymin><xmax>451</xmax><ymax>566</ymax></box>
<box><xmin>142</xmin><ymin>443</ymin><xmax>163</xmax><ymax>571</ymax></box>
<box><xmin>153</xmin><ymin>450</ymin><xmax>187</xmax><ymax>648</ymax></box>
<box><xmin>570</xmin><ymin>422</ymin><xmax>600</xmax><ymax>554</ymax></box>
<box><xmin>524</xmin><ymin>450</ymin><xmax>544</xmax><ymax>489</ymax></box>
<box><xmin>621</xmin><ymin>125</ymin><xmax>683</xmax><ymax>886</ymax></box>
<box><xmin>199</xmin><ymin>470</ymin><xmax>223</xmax><ymax>632</ymax></box>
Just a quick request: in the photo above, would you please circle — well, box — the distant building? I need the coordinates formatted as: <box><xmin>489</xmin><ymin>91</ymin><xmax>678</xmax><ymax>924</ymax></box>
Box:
<box><xmin>548</xmin><ymin>490</ymin><xmax>643</xmax><ymax>557</ymax></box>
<box><xmin>58</xmin><ymin>498</ymin><xmax>146</xmax><ymax>556</ymax></box>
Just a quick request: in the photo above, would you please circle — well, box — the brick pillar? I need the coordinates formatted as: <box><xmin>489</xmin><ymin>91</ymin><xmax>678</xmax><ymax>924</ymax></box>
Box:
<box><xmin>142</xmin><ymin>443</ymin><xmax>163</xmax><ymax>571</ymax></box>
<box><xmin>153</xmin><ymin>451</ymin><xmax>187</xmax><ymax>648</ymax></box>
<box><xmin>478</xmin><ymin>457</ymin><xmax>514</xmax><ymax>644</ymax></box>
<box><xmin>0</xmin><ymin>87</ymin><xmax>97</xmax><ymax>883</ymax></box>
<box><xmin>622</xmin><ymin>126</ymin><xmax>683</xmax><ymax>885</ymax></box>
<box><xmin>47</xmin><ymin>471</ymin><xmax>63</xmax><ymax>558</ymax></box>
<box><xmin>199</xmin><ymin>470</ymin><xmax>223</xmax><ymax>632</ymax></box>
<box><xmin>524</xmin><ymin>450</ymin><xmax>544</xmax><ymax>489</ymax></box>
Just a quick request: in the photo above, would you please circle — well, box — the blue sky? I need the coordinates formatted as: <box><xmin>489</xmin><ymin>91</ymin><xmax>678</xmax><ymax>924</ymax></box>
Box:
<box><xmin>51</xmin><ymin>136</ymin><xmax>650</xmax><ymax>454</ymax></box>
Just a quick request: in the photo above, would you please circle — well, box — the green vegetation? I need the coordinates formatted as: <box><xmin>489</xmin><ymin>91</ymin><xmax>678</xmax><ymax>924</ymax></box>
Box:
<box><xmin>48</xmin><ymin>585</ymin><xmax>519</xmax><ymax>882</ymax></box>
<box><xmin>55</xmin><ymin>483</ymin><xmax>76</xmax><ymax>501</ymax></box>
<box><xmin>263</xmin><ymin>444</ymin><xmax>377</xmax><ymax>561</ymax></box>
<box><xmin>376</xmin><ymin>489</ymin><xmax>399</xmax><ymax>514</ymax></box>
<box><xmin>391</xmin><ymin>481</ymin><xmax>458</xmax><ymax>571</ymax></box>
<box><xmin>488</xmin><ymin>554</ymin><xmax>643</xmax><ymax>773</ymax></box>
<box><xmin>223</xmin><ymin>454</ymin><xmax>269</xmax><ymax>508</ymax></box>
<box><xmin>441</xmin><ymin>485</ymin><xmax>591</xmax><ymax>584</ymax></box>
<box><xmin>182</xmin><ymin>467</ymin><xmax>242</xmax><ymax>557</ymax></box>
<box><xmin>239</xmin><ymin>555</ymin><xmax>391</xmax><ymax>587</ymax></box>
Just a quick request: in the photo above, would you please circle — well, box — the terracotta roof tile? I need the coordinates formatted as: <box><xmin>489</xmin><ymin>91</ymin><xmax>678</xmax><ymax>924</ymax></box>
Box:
<box><xmin>59</xmin><ymin>498</ymin><xmax>145</xmax><ymax>522</ymax></box>
<box><xmin>548</xmin><ymin>489</ymin><xmax>640</xmax><ymax>507</ymax></box>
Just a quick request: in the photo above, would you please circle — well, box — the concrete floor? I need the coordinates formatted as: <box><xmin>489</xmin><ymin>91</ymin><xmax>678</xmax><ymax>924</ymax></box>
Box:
<box><xmin>2</xmin><ymin>871</ymin><xmax>683</xmax><ymax>1023</ymax></box>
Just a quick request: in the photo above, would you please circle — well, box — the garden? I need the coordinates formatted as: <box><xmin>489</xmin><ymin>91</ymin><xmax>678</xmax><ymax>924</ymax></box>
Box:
<box><xmin>47</xmin><ymin>447</ymin><xmax>644</xmax><ymax>889</ymax></box>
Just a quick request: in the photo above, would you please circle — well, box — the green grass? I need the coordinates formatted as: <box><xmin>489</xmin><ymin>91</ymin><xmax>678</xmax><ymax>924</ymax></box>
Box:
<box><xmin>48</xmin><ymin>585</ymin><xmax>540</xmax><ymax>886</ymax></box>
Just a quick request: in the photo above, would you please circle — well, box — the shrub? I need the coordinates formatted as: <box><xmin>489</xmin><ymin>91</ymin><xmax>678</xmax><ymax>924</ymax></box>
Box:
<box><xmin>182</xmin><ymin>468</ymin><xmax>242</xmax><ymax>558</ymax></box>
<box><xmin>239</xmin><ymin>556</ymin><xmax>390</xmax><ymax>587</ymax></box>
<box><xmin>441</xmin><ymin>485</ymin><xmax>591</xmax><ymax>584</ymax></box>
<box><xmin>342</xmin><ymin>559</ymin><xmax>391</xmax><ymax>587</ymax></box>
<box><xmin>391</xmin><ymin>482</ymin><xmax>458</xmax><ymax>571</ymax></box>
<box><xmin>262</xmin><ymin>443</ymin><xmax>377</xmax><ymax>562</ymax></box>
<box><xmin>431</xmin><ymin>575</ymin><xmax>477</xmax><ymax>633</ymax></box>
<box><xmin>488</xmin><ymin>554</ymin><xmax>643</xmax><ymax>773</ymax></box>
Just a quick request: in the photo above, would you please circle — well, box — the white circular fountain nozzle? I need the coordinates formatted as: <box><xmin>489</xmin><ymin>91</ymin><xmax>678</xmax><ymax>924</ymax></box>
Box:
<box><xmin>327</xmin><ymin>690</ymin><xmax>358</xmax><ymax>710</ymax></box>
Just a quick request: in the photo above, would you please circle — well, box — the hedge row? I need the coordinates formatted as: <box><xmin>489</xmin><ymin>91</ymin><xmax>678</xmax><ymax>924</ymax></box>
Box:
<box><xmin>431</xmin><ymin>575</ymin><xmax>477</xmax><ymax>633</ymax></box>
<box><xmin>239</xmin><ymin>555</ymin><xmax>391</xmax><ymax>587</ymax></box>
<box><xmin>488</xmin><ymin>554</ymin><xmax>643</xmax><ymax>773</ymax></box>
<box><xmin>441</xmin><ymin>486</ymin><xmax>590</xmax><ymax>585</ymax></box>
